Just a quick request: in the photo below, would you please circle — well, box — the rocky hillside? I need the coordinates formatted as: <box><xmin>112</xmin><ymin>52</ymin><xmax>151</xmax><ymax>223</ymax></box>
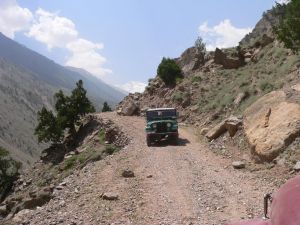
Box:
<box><xmin>117</xmin><ymin>8</ymin><xmax>300</xmax><ymax>163</ymax></box>
<box><xmin>0</xmin><ymin>33</ymin><xmax>125</xmax><ymax>166</ymax></box>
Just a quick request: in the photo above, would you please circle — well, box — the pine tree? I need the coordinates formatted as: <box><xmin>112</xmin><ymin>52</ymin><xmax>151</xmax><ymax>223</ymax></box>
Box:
<box><xmin>35</xmin><ymin>80</ymin><xmax>95</xmax><ymax>144</ymax></box>
<box><xmin>102</xmin><ymin>101</ymin><xmax>112</xmax><ymax>112</ymax></box>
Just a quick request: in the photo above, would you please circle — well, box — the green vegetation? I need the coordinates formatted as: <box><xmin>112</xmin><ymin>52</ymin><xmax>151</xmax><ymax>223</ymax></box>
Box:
<box><xmin>191</xmin><ymin>75</ymin><xmax>202</xmax><ymax>83</ymax></box>
<box><xmin>0</xmin><ymin>146</ymin><xmax>21</xmax><ymax>200</ymax></box>
<box><xmin>274</xmin><ymin>0</ymin><xmax>300</xmax><ymax>53</ymax></box>
<box><xmin>172</xmin><ymin>91</ymin><xmax>183</xmax><ymax>102</ymax></box>
<box><xmin>104</xmin><ymin>144</ymin><xmax>120</xmax><ymax>155</ymax></box>
<box><xmin>194</xmin><ymin>36</ymin><xmax>206</xmax><ymax>54</ymax></box>
<box><xmin>98</xmin><ymin>129</ymin><xmax>106</xmax><ymax>144</ymax></box>
<box><xmin>195</xmin><ymin>39</ymin><xmax>300</xmax><ymax>116</ymax></box>
<box><xmin>102</xmin><ymin>101</ymin><xmax>112</xmax><ymax>112</ymax></box>
<box><xmin>35</xmin><ymin>80</ymin><xmax>95</xmax><ymax>144</ymax></box>
<box><xmin>157</xmin><ymin>57</ymin><xmax>183</xmax><ymax>86</ymax></box>
<box><xmin>259</xmin><ymin>80</ymin><xmax>274</xmax><ymax>93</ymax></box>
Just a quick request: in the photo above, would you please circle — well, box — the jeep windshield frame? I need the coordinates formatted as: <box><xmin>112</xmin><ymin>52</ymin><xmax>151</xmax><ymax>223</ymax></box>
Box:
<box><xmin>146</xmin><ymin>108</ymin><xmax>177</xmax><ymax>122</ymax></box>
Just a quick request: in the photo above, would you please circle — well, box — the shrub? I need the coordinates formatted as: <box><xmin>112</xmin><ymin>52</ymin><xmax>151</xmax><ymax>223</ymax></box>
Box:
<box><xmin>273</xmin><ymin>0</ymin><xmax>300</xmax><ymax>53</ymax></box>
<box><xmin>102</xmin><ymin>101</ymin><xmax>112</xmax><ymax>112</ymax></box>
<box><xmin>64</xmin><ymin>156</ymin><xmax>77</xmax><ymax>170</ymax></box>
<box><xmin>0</xmin><ymin>147</ymin><xmax>21</xmax><ymax>200</ymax></box>
<box><xmin>157</xmin><ymin>58</ymin><xmax>183</xmax><ymax>86</ymax></box>
<box><xmin>194</xmin><ymin>36</ymin><xmax>206</xmax><ymax>54</ymax></box>
<box><xmin>172</xmin><ymin>91</ymin><xmax>183</xmax><ymax>102</ymax></box>
<box><xmin>259</xmin><ymin>81</ymin><xmax>274</xmax><ymax>92</ymax></box>
<box><xmin>98</xmin><ymin>129</ymin><xmax>105</xmax><ymax>144</ymax></box>
<box><xmin>104</xmin><ymin>144</ymin><xmax>120</xmax><ymax>155</ymax></box>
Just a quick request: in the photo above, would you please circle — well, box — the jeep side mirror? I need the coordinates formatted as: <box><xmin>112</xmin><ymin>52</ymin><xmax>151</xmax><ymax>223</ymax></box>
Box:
<box><xmin>176</xmin><ymin>112</ymin><xmax>179</xmax><ymax>117</ymax></box>
<box><xmin>263</xmin><ymin>193</ymin><xmax>272</xmax><ymax>219</ymax></box>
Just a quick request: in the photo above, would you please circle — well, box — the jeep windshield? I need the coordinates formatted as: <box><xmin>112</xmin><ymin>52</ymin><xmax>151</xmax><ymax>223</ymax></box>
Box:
<box><xmin>146</xmin><ymin>109</ymin><xmax>177</xmax><ymax>122</ymax></box>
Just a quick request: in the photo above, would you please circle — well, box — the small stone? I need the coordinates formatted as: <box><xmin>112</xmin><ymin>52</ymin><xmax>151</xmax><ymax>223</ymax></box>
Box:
<box><xmin>294</xmin><ymin>161</ymin><xmax>300</xmax><ymax>171</ymax></box>
<box><xmin>59</xmin><ymin>182</ymin><xmax>67</xmax><ymax>186</ymax></box>
<box><xmin>121</xmin><ymin>170</ymin><xmax>135</xmax><ymax>178</ymax></box>
<box><xmin>55</xmin><ymin>186</ymin><xmax>64</xmax><ymax>190</ymax></box>
<box><xmin>146</xmin><ymin>174</ymin><xmax>153</xmax><ymax>178</ymax></box>
<box><xmin>59</xmin><ymin>200</ymin><xmax>66</xmax><ymax>207</ymax></box>
<box><xmin>102</xmin><ymin>192</ymin><xmax>119</xmax><ymax>201</ymax></box>
<box><xmin>232</xmin><ymin>161</ymin><xmax>246</xmax><ymax>169</ymax></box>
<box><xmin>0</xmin><ymin>204</ymin><xmax>7</xmax><ymax>215</ymax></box>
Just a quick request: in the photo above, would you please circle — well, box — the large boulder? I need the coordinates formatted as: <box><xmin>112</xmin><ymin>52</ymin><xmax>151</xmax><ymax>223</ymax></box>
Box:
<box><xmin>214</xmin><ymin>48</ymin><xmax>244</xmax><ymax>69</ymax></box>
<box><xmin>176</xmin><ymin>47</ymin><xmax>205</xmax><ymax>74</ymax></box>
<box><xmin>206</xmin><ymin>116</ymin><xmax>243</xmax><ymax>140</ymax></box>
<box><xmin>117</xmin><ymin>99</ymin><xmax>139</xmax><ymax>116</ymax></box>
<box><xmin>244</xmin><ymin>90</ymin><xmax>300</xmax><ymax>162</ymax></box>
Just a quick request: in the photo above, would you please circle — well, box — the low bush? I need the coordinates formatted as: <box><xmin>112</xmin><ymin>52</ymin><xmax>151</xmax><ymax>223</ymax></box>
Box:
<box><xmin>157</xmin><ymin>58</ymin><xmax>183</xmax><ymax>86</ymax></box>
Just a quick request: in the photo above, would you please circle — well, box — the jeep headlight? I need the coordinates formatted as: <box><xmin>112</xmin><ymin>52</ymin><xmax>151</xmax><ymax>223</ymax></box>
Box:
<box><xmin>152</xmin><ymin>123</ymin><xmax>157</xmax><ymax>128</ymax></box>
<box><xmin>167</xmin><ymin>123</ymin><xmax>172</xmax><ymax>128</ymax></box>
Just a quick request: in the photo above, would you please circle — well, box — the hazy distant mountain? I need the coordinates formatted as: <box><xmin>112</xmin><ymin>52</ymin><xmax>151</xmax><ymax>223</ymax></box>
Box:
<box><xmin>0</xmin><ymin>32</ymin><xmax>125</xmax><ymax>166</ymax></box>
<box><xmin>66</xmin><ymin>66</ymin><xmax>126</xmax><ymax>107</ymax></box>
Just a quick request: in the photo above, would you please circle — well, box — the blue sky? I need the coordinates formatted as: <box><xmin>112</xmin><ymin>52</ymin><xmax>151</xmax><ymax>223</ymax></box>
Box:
<box><xmin>0</xmin><ymin>0</ymin><xmax>282</xmax><ymax>92</ymax></box>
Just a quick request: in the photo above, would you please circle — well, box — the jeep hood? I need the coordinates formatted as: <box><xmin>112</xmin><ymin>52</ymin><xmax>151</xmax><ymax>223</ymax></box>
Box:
<box><xmin>147</xmin><ymin>120</ymin><xmax>176</xmax><ymax>125</ymax></box>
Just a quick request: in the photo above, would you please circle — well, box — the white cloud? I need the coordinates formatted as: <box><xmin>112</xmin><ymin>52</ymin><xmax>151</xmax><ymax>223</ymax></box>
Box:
<box><xmin>27</xmin><ymin>8</ymin><xmax>78</xmax><ymax>49</ymax></box>
<box><xmin>118</xmin><ymin>81</ymin><xmax>147</xmax><ymax>93</ymax></box>
<box><xmin>26</xmin><ymin>8</ymin><xmax>111</xmax><ymax>78</ymax></box>
<box><xmin>199</xmin><ymin>19</ymin><xmax>252</xmax><ymax>51</ymax></box>
<box><xmin>66</xmin><ymin>38</ymin><xmax>112</xmax><ymax>78</ymax></box>
<box><xmin>0</xmin><ymin>0</ymin><xmax>33</xmax><ymax>38</ymax></box>
<box><xmin>276</xmin><ymin>0</ymin><xmax>290</xmax><ymax>4</ymax></box>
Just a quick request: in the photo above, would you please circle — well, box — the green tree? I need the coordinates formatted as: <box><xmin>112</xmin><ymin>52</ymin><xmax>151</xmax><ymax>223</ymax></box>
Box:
<box><xmin>102</xmin><ymin>101</ymin><xmax>112</xmax><ymax>112</ymax></box>
<box><xmin>35</xmin><ymin>80</ymin><xmax>95</xmax><ymax>144</ymax></box>
<box><xmin>35</xmin><ymin>107</ymin><xmax>63</xmax><ymax>144</ymax></box>
<box><xmin>274</xmin><ymin>0</ymin><xmax>300</xmax><ymax>53</ymax></box>
<box><xmin>157</xmin><ymin>57</ymin><xmax>183</xmax><ymax>86</ymax></box>
<box><xmin>0</xmin><ymin>147</ymin><xmax>21</xmax><ymax>201</ymax></box>
<box><xmin>194</xmin><ymin>36</ymin><xmax>206</xmax><ymax>54</ymax></box>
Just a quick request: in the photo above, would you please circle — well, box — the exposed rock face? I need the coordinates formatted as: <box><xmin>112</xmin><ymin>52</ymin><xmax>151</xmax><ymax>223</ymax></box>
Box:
<box><xmin>214</xmin><ymin>48</ymin><xmax>244</xmax><ymax>69</ymax></box>
<box><xmin>116</xmin><ymin>93</ymin><xmax>141</xmax><ymax>116</ymax></box>
<box><xmin>176</xmin><ymin>47</ymin><xmax>205</xmax><ymax>74</ymax></box>
<box><xmin>244</xmin><ymin>90</ymin><xmax>300</xmax><ymax>162</ymax></box>
<box><xmin>206</xmin><ymin>116</ymin><xmax>243</xmax><ymax>140</ymax></box>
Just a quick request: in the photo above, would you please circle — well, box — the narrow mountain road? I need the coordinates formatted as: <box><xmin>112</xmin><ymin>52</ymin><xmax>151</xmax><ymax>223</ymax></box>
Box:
<box><xmin>21</xmin><ymin>112</ymin><xmax>275</xmax><ymax>225</ymax></box>
<box><xmin>89</xmin><ymin>113</ymin><xmax>270</xmax><ymax>225</ymax></box>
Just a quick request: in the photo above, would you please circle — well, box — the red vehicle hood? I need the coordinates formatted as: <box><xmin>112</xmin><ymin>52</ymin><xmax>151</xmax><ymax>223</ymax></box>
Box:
<box><xmin>224</xmin><ymin>219</ymin><xmax>270</xmax><ymax>225</ymax></box>
<box><xmin>225</xmin><ymin>175</ymin><xmax>300</xmax><ymax>225</ymax></box>
<box><xmin>270</xmin><ymin>175</ymin><xmax>300</xmax><ymax>225</ymax></box>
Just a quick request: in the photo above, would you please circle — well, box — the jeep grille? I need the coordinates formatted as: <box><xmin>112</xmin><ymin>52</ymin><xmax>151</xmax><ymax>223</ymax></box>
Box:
<box><xmin>156</xmin><ymin>122</ymin><xmax>167</xmax><ymax>133</ymax></box>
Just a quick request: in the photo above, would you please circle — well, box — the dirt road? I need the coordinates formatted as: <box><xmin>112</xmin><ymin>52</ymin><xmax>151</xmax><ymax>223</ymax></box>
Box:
<box><xmin>21</xmin><ymin>112</ymin><xmax>277</xmax><ymax>225</ymax></box>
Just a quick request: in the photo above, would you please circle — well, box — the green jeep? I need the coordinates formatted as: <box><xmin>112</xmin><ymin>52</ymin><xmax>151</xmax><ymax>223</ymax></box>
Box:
<box><xmin>145</xmin><ymin>108</ymin><xmax>179</xmax><ymax>146</ymax></box>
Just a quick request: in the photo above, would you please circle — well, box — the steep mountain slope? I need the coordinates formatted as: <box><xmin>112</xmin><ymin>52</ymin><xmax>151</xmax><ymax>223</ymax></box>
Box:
<box><xmin>0</xmin><ymin>33</ymin><xmax>125</xmax><ymax>166</ymax></box>
<box><xmin>0</xmin><ymin>58</ymin><xmax>53</xmax><ymax>165</ymax></box>
<box><xmin>0</xmin><ymin>33</ymin><xmax>125</xmax><ymax>108</ymax></box>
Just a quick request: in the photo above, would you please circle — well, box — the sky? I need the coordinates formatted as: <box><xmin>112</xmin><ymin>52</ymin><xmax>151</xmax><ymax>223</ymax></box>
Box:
<box><xmin>0</xmin><ymin>0</ymin><xmax>287</xmax><ymax>93</ymax></box>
